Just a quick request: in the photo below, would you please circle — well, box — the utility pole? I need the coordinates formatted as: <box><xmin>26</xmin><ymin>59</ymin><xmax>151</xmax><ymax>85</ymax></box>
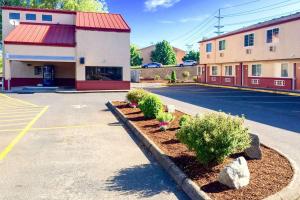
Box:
<box><xmin>214</xmin><ymin>9</ymin><xmax>224</xmax><ymax>35</ymax></box>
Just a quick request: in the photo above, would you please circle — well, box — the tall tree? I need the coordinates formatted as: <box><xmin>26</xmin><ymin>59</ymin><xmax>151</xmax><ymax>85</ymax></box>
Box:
<box><xmin>182</xmin><ymin>50</ymin><xmax>200</xmax><ymax>63</ymax></box>
<box><xmin>0</xmin><ymin>0</ymin><xmax>107</xmax><ymax>41</ymax></box>
<box><xmin>130</xmin><ymin>45</ymin><xmax>143</xmax><ymax>66</ymax></box>
<box><xmin>150</xmin><ymin>40</ymin><xmax>176</xmax><ymax>65</ymax></box>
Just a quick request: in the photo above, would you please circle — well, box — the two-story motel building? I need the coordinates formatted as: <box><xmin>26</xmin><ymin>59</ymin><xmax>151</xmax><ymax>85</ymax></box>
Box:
<box><xmin>198</xmin><ymin>12</ymin><xmax>300</xmax><ymax>91</ymax></box>
<box><xmin>1</xmin><ymin>6</ymin><xmax>131</xmax><ymax>90</ymax></box>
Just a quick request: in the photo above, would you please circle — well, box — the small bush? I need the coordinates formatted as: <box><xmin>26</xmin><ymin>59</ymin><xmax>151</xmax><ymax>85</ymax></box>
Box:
<box><xmin>139</xmin><ymin>94</ymin><xmax>163</xmax><ymax>119</ymax></box>
<box><xmin>182</xmin><ymin>71</ymin><xmax>190</xmax><ymax>80</ymax></box>
<box><xmin>156</xmin><ymin>112</ymin><xmax>174</xmax><ymax>122</ymax></box>
<box><xmin>165</xmin><ymin>75</ymin><xmax>171</xmax><ymax>82</ymax></box>
<box><xmin>154</xmin><ymin>75</ymin><xmax>161</xmax><ymax>80</ymax></box>
<box><xmin>176</xmin><ymin>112</ymin><xmax>251</xmax><ymax>165</ymax></box>
<box><xmin>193</xmin><ymin>76</ymin><xmax>198</xmax><ymax>82</ymax></box>
<box><xmin>171</xmin><ymin>71</ymin><xmax>177</xmax><ymax>83</ymax></box>
<box><xmin>126</xmin><ymin>89</ymin><xmax>148</xmax><ymax>104</ymax></box>
<box><xmin>179</xmin><ymin>115</ymin><xmax>191</xmax><ymax>127</ymax></box>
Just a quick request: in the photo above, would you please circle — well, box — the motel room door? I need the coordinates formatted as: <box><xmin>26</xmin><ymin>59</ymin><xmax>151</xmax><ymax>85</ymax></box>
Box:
<box><xmin>296</xmin><ymin>63</ymin><xmax>300</xmax><ymax>90</ymax></box>
<box><xmin>235</xmin><ymin>65</ymin><xmax>242</xmax><ymax>86</ymax></box>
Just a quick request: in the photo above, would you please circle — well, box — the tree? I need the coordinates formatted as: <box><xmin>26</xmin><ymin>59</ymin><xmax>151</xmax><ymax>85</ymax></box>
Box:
<box><xmin>171</xmin><ymin>70</ymin><xmax>177</xmax><ymax>83</ymax></box>
<box><xmin>130</xmin><ymin>45</ymin><xmax>143</xmax><ymax>66</ymax></box>
<box><xmin>150</xmin><ymin>40</ymin><xmax>176</xmax><ymax>65</ymax></box>
<box><xmin>182</xmin><ymin>50</ymin><xmax>200</xmax><ymax>63</ymax></box>
<box><xmin>0</xmin><ymin>0</ymin><xmax>107</xmax><ymax>41</ymax></box>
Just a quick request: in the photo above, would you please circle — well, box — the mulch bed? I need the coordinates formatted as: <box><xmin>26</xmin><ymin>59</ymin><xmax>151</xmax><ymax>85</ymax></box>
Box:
<box><xmin>112</xmin><ymin>101</ymin><xmax>294</xmax><ymax>200</ymax></box>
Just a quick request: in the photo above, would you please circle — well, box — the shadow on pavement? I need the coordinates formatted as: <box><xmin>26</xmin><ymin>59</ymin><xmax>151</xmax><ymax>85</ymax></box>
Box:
<box><xmin>105</xmin><ymin>164</ymin><xmax>187</xmax><ymax>199</ymax></box>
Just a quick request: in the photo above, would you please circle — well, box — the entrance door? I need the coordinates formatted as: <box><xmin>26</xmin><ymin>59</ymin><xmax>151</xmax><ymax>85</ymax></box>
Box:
<box><xmin>235</xmin><ymin>65</ymin><xmax>242</xmax><ymax>86</ymax></box>
<box><xmin>243</xmin><ymin>65</ymin><xmax>249</xmax><ymax>86</ymax></box>
<box><xmin>296</xmin><ymin>63</ymin><xmax>300</xmax><ymax>90</ymax></box>
<box><xmin>43</xmin><ymin>65</ymin><xmax>55</xmax><ymax>86</ymax></box>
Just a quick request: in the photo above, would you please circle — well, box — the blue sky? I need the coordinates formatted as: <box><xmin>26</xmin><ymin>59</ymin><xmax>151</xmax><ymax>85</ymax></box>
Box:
<box><xmin>106</xmin><ymin>0</ymin><xmax>300</xmax><ymax>51</ymax></box>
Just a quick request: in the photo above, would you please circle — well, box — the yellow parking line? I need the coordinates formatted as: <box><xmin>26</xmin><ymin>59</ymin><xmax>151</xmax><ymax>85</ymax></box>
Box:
<box><xmin>0</xmin><ymin>107</ymin><xmax>44</xmax><ymax>112</ymax></box>
<box><xmin>0</xmin><ymin>106</ymin><xmax>48</xmax><ymax>161</ymax></box>
<box><xmin>0</xmin><ymin>122</ymin><xmax>28</xmax><ymax>127</ymax></box>
<box><xmin>0</xmin><ymin>110</ymin><xmax>42</xmax><ymax>115</ymax></box>
<box><xmin>0</xmin><ymin>123</ymin><xmax>105</xmax><ymax>133</ymax></box>
<box><xmin>0</xmin><ymin>114</ymin><xmax>40</xmax><ymax>119</ymax></box>
<box><xmin>0</xmin><ymin>118</ymin><xmax>34</xmax><ymax>122</ymax></box>
<box><xmin>0</xmin><ymin>94</ymin><xmax>38</xmax><ymax>107</ymax></box>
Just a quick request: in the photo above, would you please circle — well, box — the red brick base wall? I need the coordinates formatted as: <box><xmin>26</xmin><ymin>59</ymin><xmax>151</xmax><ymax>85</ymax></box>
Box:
<box><xmin>207</xmin><ymin>76</ymin><xmax>222</xmax><ymax>84</ymax></box>
<box><xmin>247</xmin><ymin>77</ymin><xmax>293</xmax><ymax>90</ymax></box>
<box><xmin>76</xmin><ymin>80</ymin><xmax>130</xmax><ymax>90</ymax></box>
<box><xmin>221</xmin><ymin>76</ymin><xmax>235</xmax><ymax>86</ymax></box>
<box><xmin>4</xmin><ymin>78</ymin><xmax>75</xmax><ymax>90</ymax></box>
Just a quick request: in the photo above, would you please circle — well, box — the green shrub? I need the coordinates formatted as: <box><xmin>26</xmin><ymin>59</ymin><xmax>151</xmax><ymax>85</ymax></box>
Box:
<box><xmin>182</xmin><ymin>71</ymin><xmax>190</xmax><ymax>80</ymax></box>
<box><xmin>164</xmin><ymin>75</ymin><xmax>171</xmax><ymax>82</ymax></box>
<box><xmin>126</xmin><ymin>89</ymin><xmax>148</xmax><ymax>104</ymax></box>
<box><xmin>154</xmin><ymin>75</ymin><xmax>161</xmax><ymax>80</ymax></box>
<box><xmin>176</xmin><ymin>112</ymin><xmax>251</xmax><ymax>165</ymax></box>
<box><xmin>193</xmin><ymin>76</ymin><xmax>198</xmax><ymax>82</ymax></box>
<box><xmin>156</xmin><ymin>112</ymin><xmax>174</xmax><ymax>122</ymax></box>
<box><xmin>171</xmin><ymin>71</ymin><xmax>177</xmax><ymax>83</ymax></box>
<box><xmin>139</xmin><ymin>94</ymin><xmax>163</xmax><ymax>119</ymax></box>
<box><xmin>179</xmin><ymin>115</ymin><xmax>191</xmax><ymax>127</ymax></box>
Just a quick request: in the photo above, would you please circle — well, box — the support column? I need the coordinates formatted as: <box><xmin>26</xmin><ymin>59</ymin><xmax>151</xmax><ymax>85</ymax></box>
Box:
<box><xmin>4</xmin><ymin>59</ymin><xmax>11</xmax><ymax>90</ymax></box>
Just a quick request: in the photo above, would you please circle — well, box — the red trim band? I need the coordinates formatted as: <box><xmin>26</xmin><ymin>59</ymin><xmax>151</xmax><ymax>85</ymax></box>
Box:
<box><xmin>4</xmin><ymin>41</ymin><xmax>76</xmax><ymax>47</ymax></box>
<box><xmin>76</xmin><ymin>26</ymin><xmax>131</xmax><ymax>33</ymax></box>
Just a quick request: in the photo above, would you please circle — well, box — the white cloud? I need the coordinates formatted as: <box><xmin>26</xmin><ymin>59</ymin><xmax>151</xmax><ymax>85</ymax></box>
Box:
<box><xmin>145</xmin><ymin>0</ymin><xmax>180</xmax><ymax>11</ymax></box>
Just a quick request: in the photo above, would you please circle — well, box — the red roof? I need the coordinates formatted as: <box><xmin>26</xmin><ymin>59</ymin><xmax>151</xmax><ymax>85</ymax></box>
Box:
<box><xmin>4</xmin><ymin>23</ymin><xmax>75</xmax><ymax>47</ymax></box>
<box><xmin>76</xmin><ymin>12</ymin><xmax>131</xmax><ymax>32</ymax></box>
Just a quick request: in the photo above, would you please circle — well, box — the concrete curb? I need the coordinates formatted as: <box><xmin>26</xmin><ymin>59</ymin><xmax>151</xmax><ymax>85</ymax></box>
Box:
<box><xmin>164</xmin><ymin>83</ymin><xmax>300</xmax><ymax>97</ymax></box>
<box><xmin>107</xmin><ymin>101</ymin><xmax>300</xmax><ymax>200</ymax></box>
<box><xmin>106</xmin><ymin>101</ymin><xmax>211</xmax><ymax>200</ymax></box>
<box><xmin>56</xmin><ymin>90</ymin><xmax>129</xmax><ymax>94</ymax></box>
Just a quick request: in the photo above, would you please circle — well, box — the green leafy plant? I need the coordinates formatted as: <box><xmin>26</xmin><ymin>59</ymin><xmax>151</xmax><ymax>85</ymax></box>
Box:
<box><xmin>182</xmin><ymin>71</ymin><xmax>190</xmax><ymax>81</ymax></box>
<box><xmin>193</xmin><ymin>76</ymin><xmax>198</xmax><ymax>82</ymax></box>
<box><xmin>139</xmin><ymin>94</ymin><xmax>163</xmax><ymax>119</ymax></box>
<box><xmin>179</xmin><ymin>115</ymin><xmax>191</xmax><ymax>127</ymax></box>
<box><xmin>156</xmin><ymin>112</ymin><xmax>174</xmax><ymax>131</ymax></box>
<box><xmin>126</xmin><ymin>89</ymin><xmax>148</xmax><ymax>105</ymax></box>
<box><xmin>165</xmin><ymin>75</ymin><xmax>171</xmax><ymax>82</ymax></box>
<box><xmin>154</xmin><ymin>75</ymin><xmax>161</xmax><ymax>80</ymax></box>
<box><xmin>182</xmin><ymin>50</ymin><xmax>200</xmax><ymax>63</ymax></box>
<box><xmin>150</xmin><ymin>40</ymin><xmax>176</xmax><ymax>65</ymax></box>
<box><xmin>176</xmin><ymin>112</ymin><xmax>251</xmax><ymax>165</ymax></box>
<box><xmin>130</xmin><ymin>44</ymin><xmax>143</xmax><ymax>66</ymax></box>
<box><xmin>171</xmin><ymin>71</ymin><xmax>177</xmax><ymax>83</ymax></box>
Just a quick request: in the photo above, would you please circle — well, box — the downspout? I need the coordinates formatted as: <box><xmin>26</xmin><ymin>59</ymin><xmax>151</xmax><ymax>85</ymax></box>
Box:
<box><xmin>293</xmin><ymin>63</ymin><xmax>296</xmax><ymax>91</ymax></box>
<box><xmin>241</xmin><ymin>62</ymin><xmax>244</xmax><ymax>87</ymax></box>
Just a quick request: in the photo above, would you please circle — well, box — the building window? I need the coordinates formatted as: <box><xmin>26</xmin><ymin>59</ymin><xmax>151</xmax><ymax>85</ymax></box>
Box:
<box><xmin>86</xmin><ymin>67</ymin><xmax>123</xmax><ymax>81</ymax></box>
<box><xmin>244</xmin><ymin>33</ymin><xmax>254</xmax><ymax>47</ymax></box>
<box><xmin>34</xmin><ymin>66</ymin><xmax>42</xmax><ymax>75</ymax></box>
<box><xmin>219</xmin><ymin>40</ymin><xmax>226</xmax><ymax>51</ymax></box>
<box><xmin>206</xmin><ymin>43</ymin><xmax>212</xmax><ymax>52</ymax></box>
<box><xmin>281</xmin><ymin>63</ymin><xmax>288</xmax><ymax>77</ymax></box>
<box><xmin>225</xmin><ymin>66</ymin><xmax>233</xmax><ymax>76</ymax></box>
<box><xmin>42</xmin><ymin>14</ymin><xmax>52</xmax><ymax>21</ymax></box>
<box><xmin>26</xmin><ymin>13</ymin><xmax>36</xmax><ymax>21</ymax></box>
<box><xmin>9</xmin><ymin>12</ymin><xmax>20</xmax><ymax>20</ymax></box>
<box><xmin>267</xmin><ymin>28</ymin><xmax>279</xmax><ymax>43</ymax></box>
<box><xmin>252</xmin><ymin>64</ymin><xmax>262</xmax><ymax>76</ymax></box>
<box><xmin>274</xmin><ymin>80</ymin><xmax>285</xmax><ymax>86</ymax></box>
<box><xmin>251</xmin><ymin>79</ymin><xmax>260</xmax><ymax>84</ymax></box>
<box><xmin>212</xmin><ymin>66</ymin><xmax>218</xmax><ymax>76</ymax></box>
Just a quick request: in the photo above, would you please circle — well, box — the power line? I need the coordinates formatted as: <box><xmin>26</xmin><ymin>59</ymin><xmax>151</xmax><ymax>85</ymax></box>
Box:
<box><xmin>220</xmin><ymin>0</ymin><xmax>261</xmax><ymax>10</ymax></box>
<box><xmin>214</xmin><ymin>9</ymin><xmax>224</xmax><ymax>35</ymax></box>
<box><xmin>222</xmin><ymin>0</ymin><xmax>300</xmax><ymax>17</ymax></box>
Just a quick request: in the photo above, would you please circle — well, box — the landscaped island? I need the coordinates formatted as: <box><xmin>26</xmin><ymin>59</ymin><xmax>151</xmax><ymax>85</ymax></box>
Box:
<box><xmin>109</xmin><ymin>89</ymin><xmax>294</xmax><ymax>200</ymax></box>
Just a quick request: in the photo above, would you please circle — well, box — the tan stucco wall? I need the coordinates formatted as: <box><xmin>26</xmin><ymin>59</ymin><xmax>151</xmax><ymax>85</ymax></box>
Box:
<box><xmin>75</xmin><ymin>30</ymin><xmax>130</xmax><ymax>81</ymax></box>
<box><xmin>200</xmin><ymin>19</ymin><xmax>300</xmax><ymax>65</ymax></box>
<box><xmin>2</xmin><ymin>9</ymin><xmax>75</xmax><ymax>41</ymax></box>
<box><xmin>140</xmin><ymin>45</ymin><xmax>186</xmax><ymax>64</ymax></box>
<box><xmin>9</xmin><ymin>61</ymin><xmax>75</xmax><ymax>79</ymax></box>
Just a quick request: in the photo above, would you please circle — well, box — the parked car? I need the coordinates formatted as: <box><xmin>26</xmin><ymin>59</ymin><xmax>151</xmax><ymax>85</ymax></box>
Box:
<box><xmin>178</xmin><ymin>60</ymin><xmax>197</xmax><ymax>67</ymax></box>
<box><xmin>142</xmin><ymin>62</ymin><xmax>163</xmax><ymax>68</ymax></box>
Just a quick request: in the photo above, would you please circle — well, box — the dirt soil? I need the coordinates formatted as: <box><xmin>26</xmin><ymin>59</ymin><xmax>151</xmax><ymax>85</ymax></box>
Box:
<box><xmin>113</xmin><ymin>101</ymin><xmax>294</xmax><ymax>200</ymax></box>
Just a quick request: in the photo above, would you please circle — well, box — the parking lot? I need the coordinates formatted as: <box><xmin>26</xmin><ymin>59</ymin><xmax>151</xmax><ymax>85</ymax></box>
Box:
<box><xmin>0</xmin><ymin>93</ymin><xmax>187</xmax><ymax>200</ymax></box>
<box><xmin>149</xmin><ymin>85</ymin><xmax>300</xmax><ymax>133</ymax></box>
